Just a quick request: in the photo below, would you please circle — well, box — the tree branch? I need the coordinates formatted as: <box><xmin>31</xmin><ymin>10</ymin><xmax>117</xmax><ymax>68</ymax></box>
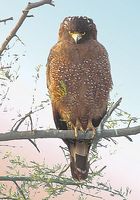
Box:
<box><xmin>13</xmin><ymin>181</ymin><xmax>26</xmax><ymax>200</ymax></box>
<box><xmin>99</xmin><ymin>97</ymin><xmax>122</xmax><ymax>130</ymax></box>
<box><xmin>0</xmin><ymin>0</ymin><xmax>55</xmax><ymax>56</ymax></box>
<box><xmin>0</xmin><ymin>175</ymin><xmax>130</xmax><ymax>199</ymax></box>
<box><xmin>0</xmin><ymin>17</ymin><xmax>13</xmax><ymax>23</ymax></box>
<box><xmin>0</xmin><ymin>175</ymin><xmax>79</xmax><ymax>186</ymax></box>
<box><xmin>0</xmin><ymin>125</ymin><xmax>140</xmax><ymax>142</ymax></box>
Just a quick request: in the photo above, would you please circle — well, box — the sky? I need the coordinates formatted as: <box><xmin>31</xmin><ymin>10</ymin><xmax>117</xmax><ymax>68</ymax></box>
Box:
<box><xmin>0</xmin><ymin>0</ymin><xmax>140</xmax><ymax>200</ymax></box>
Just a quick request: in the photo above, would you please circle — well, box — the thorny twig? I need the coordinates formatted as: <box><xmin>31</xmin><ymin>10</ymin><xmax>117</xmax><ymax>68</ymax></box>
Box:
<box><xmin>0</xmin><ymin>175</ymin><xmax>130</xmax><ymax>199</ymax></box>
<box><xmin>13</xmin><ymin>181</ymin><xmax>26</xmax><ymax>200</ymax></box>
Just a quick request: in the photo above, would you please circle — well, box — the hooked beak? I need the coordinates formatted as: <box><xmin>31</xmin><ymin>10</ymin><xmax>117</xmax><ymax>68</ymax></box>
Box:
<box><xmin>69</xmin><ymin>32</ymin><xmax>83</xmax><ymax>44</ymax></box>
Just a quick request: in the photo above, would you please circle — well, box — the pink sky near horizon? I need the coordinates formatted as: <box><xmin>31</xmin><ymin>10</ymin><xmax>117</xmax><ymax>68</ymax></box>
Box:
<box><xmin>0</xmin><ymin>71</ymin><xmax>138</xmax><ymax>200</ymax></box>
<box><xmin>0</xmin><ymin>112</ymin><xmax>140</xmax><ymax>199</ymax></box>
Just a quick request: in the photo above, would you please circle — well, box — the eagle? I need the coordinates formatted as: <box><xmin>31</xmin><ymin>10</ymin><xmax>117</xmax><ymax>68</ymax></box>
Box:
<box><xmin>46</xmin><ymin>16</ymin><xmax>112</xmax><ymax>180</ymax></box>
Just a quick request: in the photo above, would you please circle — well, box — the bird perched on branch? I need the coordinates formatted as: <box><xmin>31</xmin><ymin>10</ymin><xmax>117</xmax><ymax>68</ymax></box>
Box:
<box><xmin>46</xmin><ymin>16</ymin><xmax>112</xmax><ymax>180</ymax></box>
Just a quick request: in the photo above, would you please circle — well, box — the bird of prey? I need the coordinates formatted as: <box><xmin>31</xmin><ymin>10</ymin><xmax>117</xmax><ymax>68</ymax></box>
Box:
<box><xmin>46</xmin><ymin>16</ymin><xmax>112</xmax><ymax>180</ymax></box>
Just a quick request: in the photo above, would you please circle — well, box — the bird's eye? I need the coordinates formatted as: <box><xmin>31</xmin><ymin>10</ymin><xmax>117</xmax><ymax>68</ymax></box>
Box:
<box><xmin>81</xmin><ymin>32</ymin><xmax>86</xmax><ymax>35</ymax></box>
<box><xmin>68</xmin><ymin>31</ymin><xmax>86</xmax><ymax>36</ymax></box>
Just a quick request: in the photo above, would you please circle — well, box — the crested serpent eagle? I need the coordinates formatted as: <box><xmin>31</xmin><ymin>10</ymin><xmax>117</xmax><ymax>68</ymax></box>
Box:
<box><xmin>46</xmin><ymin>16</ymin><xmax>112</xmax><ymax>180</ymax></box>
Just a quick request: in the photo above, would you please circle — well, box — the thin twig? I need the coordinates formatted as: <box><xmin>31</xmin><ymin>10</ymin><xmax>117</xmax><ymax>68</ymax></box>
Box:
<box><xmin>0</xmin><ymin>197</ymin><xmax>17</xmax><ymax>200</ymax></box>
<box><xmin>15</xmin><ymin>35</ymin><xmax>25</xmax><ymax>46</ymax></box>
<box><xmin>58</xmin><ymin>164</ymin><xmax>70</xmax><ymax>176</ymax></box>
<box><xmin>66</xmin><ymin>186</ymin><xmax>103</xmax><ymax>199</ymax></box>
<box><xmin>97</xmin><ymin>97</ymin><xmax>122</xmax><ymax>133</ymax></box>
<box><xmin>0</xmin><ymin>17</ymin><xmax>13</xmax><ymax>23</ymax></box>
<box><xmin>0</xmin><ymin>0</ymin><xmax>55</xmax><ymax>55</ymax></box>
<box><xmin>28</xmin><ymin>114</ymin><xmax>40</xmax><ymax>152</ymax></box>
<box><xmin>11</xmin><ymin>110</ymin><xmax>40</xmax><ymax>152</ymax></box>
<box><xmin>27</xmin><ymin>15</ymin><xmax>34</xmax><ymax>18</ymax></box>
<box><xmin>11</xmin><ymin>111</ymin><xmax>32</xmax><ymax>131</ymax></box>
<box><xmin>0</xmin><ymin>87</ymin><xmax>10</xmax><ymax>108</ymax></box>
<box><xmin>13</xmin><ymin>181</ymin><xmax>26</xmax><ymax>200</ymax></box>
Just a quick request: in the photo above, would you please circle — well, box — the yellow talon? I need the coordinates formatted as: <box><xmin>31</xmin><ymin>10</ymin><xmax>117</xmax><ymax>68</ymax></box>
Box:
<box><xmin>73</xmin><ymin>118</ymin><xmax>84</xmax><ymax>138</ymax></box>
<box><xmin>86</xmin><ymin>120</ymin><xmax>96</xmax><ymax>138</ymax></box>
<box><xmin>74</xmin><ymin>127</ymin><xmax>78</xmax><ymax>138</ymax></box>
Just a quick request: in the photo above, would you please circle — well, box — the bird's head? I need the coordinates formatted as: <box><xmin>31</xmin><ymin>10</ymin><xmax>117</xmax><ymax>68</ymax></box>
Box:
<box><xmin>59</xmin><ymin>16</ymin><xmax>97</xmax><ymax>44</ymax></box>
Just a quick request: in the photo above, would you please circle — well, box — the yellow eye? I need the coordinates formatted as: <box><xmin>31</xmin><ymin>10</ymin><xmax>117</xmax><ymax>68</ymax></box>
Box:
<box><xmin>69</xmin><ymin>31</ymin><xmax>86</xmax><ymax>36</ymax></box>
<box><xmin>82</xmin><ymin>32</ymin><xmax>86</xmax><ymax>35</ymax></box>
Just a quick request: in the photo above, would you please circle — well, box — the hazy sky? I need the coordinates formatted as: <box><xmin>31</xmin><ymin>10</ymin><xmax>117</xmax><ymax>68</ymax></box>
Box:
<box><xmin>0</xmin><ymin>1</ymin><xmax>140</xmax><ymax>200</ymax></box>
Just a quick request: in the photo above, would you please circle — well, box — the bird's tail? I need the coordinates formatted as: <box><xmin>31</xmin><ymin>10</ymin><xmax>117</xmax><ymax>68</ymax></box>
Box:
<box><xmin>64</xmin><ymin>140</ymin><xmax>91</xmax><ymax>180</ymax></box>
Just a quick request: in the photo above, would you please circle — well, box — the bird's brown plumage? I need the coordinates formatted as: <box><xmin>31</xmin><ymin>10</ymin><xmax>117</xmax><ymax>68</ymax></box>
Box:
<box><xmin>46</xmin><ymin>16</ymin><xmax>112</xmax><ymax>180</ymax></box>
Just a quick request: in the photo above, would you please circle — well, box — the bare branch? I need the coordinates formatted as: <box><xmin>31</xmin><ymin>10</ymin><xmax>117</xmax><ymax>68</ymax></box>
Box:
<box><xmin>0</xmin><ymin>17</ymin><xmax>13</xmax><ymax>23</ymax></box>
<box><xmin>98</xmin><ymin>97</ymin><xmax>122</xmax><ymax>131</ymax></box>
<box><xmin>27</xmin><ymin>15</ymin><xmax>34</xmax><ymax>18</ymax></box>
<box><xmin>27</xmin><ymin>0</ymin><xmax>55</xmax><ymax>9</ymax></box>
<box><xmin>0</xmin><ymin>125</ymin><xmax>140</xmax><ymax>142</ymax></box>
<box><xmin>0</xmin><ymin>0</ymin><xmax>55</xmax><ymax>56</ymax></box>
<box><xmin>11</xmin><ymin>110</ymin><xmax>40</xmax><ymax>152</ymax></box>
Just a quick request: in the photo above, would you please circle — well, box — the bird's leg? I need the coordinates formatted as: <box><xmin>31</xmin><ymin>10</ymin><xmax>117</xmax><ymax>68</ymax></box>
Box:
<box><xmin>74</xmin><ymin>119</ymin><xmax>84</xmax><ymax>138</ymax></box>
<box><xmin>74</xmin><ymin>126</ymin><xmax>78</xmax><ymax>138</ymax></box>
<box><xmin>86</xmin><ymin>120</ymin><xmax>96</xmax><ymax>138</ymax></box>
